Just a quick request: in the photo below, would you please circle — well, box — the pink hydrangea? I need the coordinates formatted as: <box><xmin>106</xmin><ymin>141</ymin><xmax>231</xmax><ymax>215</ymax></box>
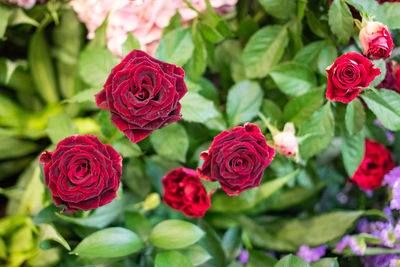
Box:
<box><xmin>70</xmin><ymin>0</ymin><xmax>238</xmax><ymax>57</ymax></box>
<box><xmin>6</xmin><ymin>0</ymin><xmax>36</xmax><ymax>9</ymax></box>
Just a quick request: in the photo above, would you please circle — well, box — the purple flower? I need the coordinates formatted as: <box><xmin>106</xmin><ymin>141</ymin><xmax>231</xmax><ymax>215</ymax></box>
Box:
<box><xmin>380</xmin><ymin>229</ymin><xmax>395</xmax><ymax>247</ymax></box>
<box><xmin>362</xmin><ymin>254</ymin><xmax>399</xmax><ymax>267</ymax></box>
<box><xmin>296</xmin><ymin>245</ymin><xmax>328</xmax><ymax>263</ymax></box>
<box><xmin>391</xmin><ymin>181</ymin><xmax>400</xmax><ymax>210</ymax></box>
<box><xmin>238</xmin><ymin>250</ymin><xmax>249</xmax><ymax>264</ymax></box>
<box><xmin>384</xmin><ymin>167</ymin><xmax>400</xmax><ymax>188</ymax></box>
<box><xmin>335</xmin><ymin>236</ymin><xmax>364</xmax><ymax>255</ymax></box>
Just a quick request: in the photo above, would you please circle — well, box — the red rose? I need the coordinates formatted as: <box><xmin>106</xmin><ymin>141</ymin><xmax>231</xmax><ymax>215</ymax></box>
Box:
<box><xmin>359</xmin><ymin>21</ymin><xmax>394</xmax><ymax>60</ymax></box>
<box><xmin>326</xmin><ymin>52</ymin><xmax>381</xmax><ymax>103</ymax></box>
<box><xmin>376</xmin><ymin>0</ymin><xmax>400</xmax><ymax>3</ymax></box>
<box><xmin>162</xmin><ymin>168</ymin><xmax>210</xmax><ymax>217</ymax></box>
<box><xmin>197</xmin><ymin>123</ymin><xmax>275</xmax><ymax>195</ymax></box>
<box><xmin>39</xmin><ymin>135</ymin><xmax>122</xmax><ymax>213</ymax></box>
<box><xmin>95</xmin><ymin>50</ymin><xmax>188</xmax><ymax>143</ymax></box>
<box><xmin>377</xmin><ymin>61</ymin><xmax>400</xmax><ymax>93</ymax></box>
<box><xmin>352</xmin><ymin>139</ymin><xmax>394</xmax><ymax>190</ymax></box>
<box><xmin>396</xmin><ymin>64</ymin><xmax>400</xmax><ymax>90</ymax></box>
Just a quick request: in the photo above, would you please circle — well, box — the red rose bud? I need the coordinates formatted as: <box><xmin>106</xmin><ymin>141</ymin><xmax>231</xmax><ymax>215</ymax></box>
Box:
<box><xmin>162</xmin><ymin>168</ymin><xmax>210</xmax><ymax>217</ymax></box>
<box><xmin>273</xmin><ymin>123</ymin><xmax>299</xmax><ymax>162</ymax></box>
<box><xmin>352</xmin><ymin>139</ymin><xmax>394</xmax><ymax>190</ymax></box>
<box><xmin>95</xmin><ymin>50</ymin><xmax>188</xmax><ymax>143</ymax></box>
<box><xmin>326</xmin><ymin>52</ymin><xmax>381</xmax><ymax>103</ymax></box>
<box><xmin>197</xmin><ymin>123</ymin><xmax>275</xmax><ymax>196</ymax></box>
<box><xmin>359</xmin><ymin>21</ymin><xmax>394</xmax><ymax>60</ymax></box>
<box><xmin>39</xmin><ymin>135</ymin><xmax>122</xmax><ymax>213</ymax></box>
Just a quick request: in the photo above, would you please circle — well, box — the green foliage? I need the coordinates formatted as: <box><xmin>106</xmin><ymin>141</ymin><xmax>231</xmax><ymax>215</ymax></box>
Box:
<box><xmin>156</xmin><ymin>28</ymin><xmax>194</xmax><ymax>66</ymax></box>
<box><xmin>155</xmin><ymin>250</ymin><xmax>193</xmax><ymax>267</ymax></box>
<box><xmin>274</xmin><ymin>254</ymin><xmax>310</xmax><ymax>267</ymax></box>
<box><xmin>328</xmin><ymin>0</ymin><xmax>354</xmax><ymax>43</ymax></box>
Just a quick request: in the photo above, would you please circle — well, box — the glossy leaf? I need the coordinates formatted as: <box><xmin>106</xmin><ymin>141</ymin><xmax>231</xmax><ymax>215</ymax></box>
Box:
<box><xmin>156</xmin><ymin>28</ymin><xmax>194</xmax><ymax>66</ymax></box>
<box><xmin>345</xmin><ymin>98</ymin><xmax>365</xmax><ymax>135</ymax></box>
<box><xmin>328</xmin><ymin>0</ymin><xmax>354</xmax><ymax>43</ymax></box>
<box><xmin>155</xmin><ymin>250</ymin><xmax>193</xmax><ymax>267</ymax></box>
<box><xmin>274</xmin><ymin>254</ymin><xmax>310</xmax><ymax>267</ymax></box>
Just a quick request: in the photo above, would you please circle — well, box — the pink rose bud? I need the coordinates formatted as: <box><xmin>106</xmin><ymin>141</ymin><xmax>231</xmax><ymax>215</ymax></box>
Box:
<box><xmin>273</xmin><ymin>123</ymin><xmax>299</xmax><ymax>161</ymax></box>
<box><xmin>359</xmin><ymin>21</ymin><xmax>394</xmax><ymax>60</ymax></box>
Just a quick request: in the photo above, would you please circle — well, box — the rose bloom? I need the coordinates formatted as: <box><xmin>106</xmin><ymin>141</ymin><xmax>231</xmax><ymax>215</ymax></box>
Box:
<box><xmin>396</xmin><ymin>65</ymin><xmax>400</xmax><ymax>90</ymax></box>
<box><xmin>352</xmin><ymin>139</ymin><xmax>394</xmax><ymax>190</ymax></box>
<box><xmin>197</xmin><ymin>123</ymin><xmax>275</xmax><ymax>195</ymax></box>
<box><xmin>326</xmin><ymin>52</ymin><xmax>381</xmax><ymax>103</ymax></box>
<box><xmin>377</xmin><ymin>61</ymin><xmax>400</xmax><ymax>94</ymax></box>
<box><xmin>273</xmin><ymin>123</ymin><xmax>298</xmax><ymax>161</ymax></box>
<box><xmin>95</xmin><ymin>50</ymin><xmax>187</xmax><ymax>143</ymax></box>
<box><xmin>359</xmin><ymin>21</ymin><xmax>394</xmax><ymax>60</ymax></box>
<box><xmin>39</xmin><ymin>135</ymin><xmax>122</xmax><ymax>213</ymax></box>
<box><xmin>162</xmin><ymin>167</ymin><xmax>211</xmax><ymax>217</ymax></box>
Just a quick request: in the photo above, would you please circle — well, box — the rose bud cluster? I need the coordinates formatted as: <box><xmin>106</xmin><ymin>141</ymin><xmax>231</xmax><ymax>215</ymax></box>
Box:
<box><xmin>359</xmin><ymin>21</ymin><xmax>394</xmax><ymax>60</ymax></box>
<box><xmin>162</xmin><ymin>168</ymin><xmax>211</xmax><ymax>217</ymax></box>
<box><xmin>326</xmin><ymin>52</ymin><xmax>381</xmax><ymax>103</ymax></box>
<box><xmin>95</xmin><ymin>50</ymin><xmax>187</xmax><ymax>143</ymax></box>
<box><xmin>39</xmin><ymin>135</ymin><xmax>122</xmax><ymax>213</ymax></box>
<box><xmin>197</xmin><ymin>123</ymin><xmax>275</xmax><ymax>195</ymax></box>
<box><xmin>352</xmin><ymin>139</ymin><xmax>394</xmax><ymax>190</ymax></box>
<box><xmin>273</xmin><ymin>123</ymin><xmax>299</xmax><ymax>162</ymax></box>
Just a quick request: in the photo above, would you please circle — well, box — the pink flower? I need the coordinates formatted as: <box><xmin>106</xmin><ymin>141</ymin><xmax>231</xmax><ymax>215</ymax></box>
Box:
<box><xmin>6</xmin><ymin>0</ymin><xmax>36</xmax><ymax>9</ymax></box>
<box><xmin>273</xmin><ymin>123</ymin><xmax>299</xmax><ymax>161</ymax></box>
<box><xmin>359</xmin><ymin>21</ymin><xmax>394</xmax><ymax>60</ymax></box>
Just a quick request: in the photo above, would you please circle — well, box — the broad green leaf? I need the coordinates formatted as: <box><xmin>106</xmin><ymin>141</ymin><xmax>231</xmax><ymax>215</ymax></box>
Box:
<box><xmin>274</xmin><ymin>255</ymin><xmax>310</xmax><ymax>267</ymax></box>
<box><xmin>56</xmin><ymin>195</ymin><xmax>125</xmax><ymax>228</ymax></box>
<box><xmin>198</xmin><ymin>23</ymin><xmax>224</xmax><ymax>43</ymax></box>
<box><xmin>78</xmin><ymin>46</ymin><xmax>119</xmax><ymax>87</ymax></box>
<box><xmin>33</xmin><ymin>204</ymin><xmax>62</xmax><ymax>225</ymax></box>
<box><xmin>98</xmin><ymin>109</ymin><xmax>119</xmax><ymax>138</ymax></box>
<box><xmin>317</xmin><ymin>44</ymin><xmax>338</xmax><ymax>75</ymax></box>
<box><xmin>243</xmin><ymin>25</ymin><xmax>289</xmax><ymax>78</ymax></box>
<box><xmin>258</xmin><ymin>0</ymin><xmax>296</xmax><ymax>19</ymax></box>
<box><xmin>377</xmin><ymin>3</ymin><xmax>400</xmax><ymax>29</ymax></box>
<box><xmin>46</xmin><ymin>113</ymin><xmax>78</xmax><ymax>144</ymax></box>
<box><xmin>222</xmin><ymin>227</ymin><xmax>242</xmax><ymax>262</ymax></box>
<box><xmin>8</xmin><ymin>8</ymin><xmax>39</xmax><ymax>27</ymax></box>
<box><xmin>294</xmin><ymin>41</ymin><xmax>326</xmax><ymax>70</ymax></box>
<box><xmin>298</xmin><ymin>103</ymin><xmax>335</xmax><ymax>160</ymax></box>
<box><xmin>149</xmin><ymin>220</ymin><xmax>204</xmax><ymax>249</ymax></box>
<box><xmin>124</xmin><ymin>157</ymin><xmax>151</xmax><ymax>198</ymax></box>
<box><xmin>226</xmin><ymin>80</ymin><xmax>263</xmax><ymax>126</ymax></box>
<box><xmin>9</xmin><ymin>224</ymin><xmax>34</xmax><ymax>253</ymax></box>
<box><xmin>29</xmin><ymin>30</ymin><xmax>59</xmax><ymax>103</ymax></box>
<box><xmin>155</xmin><ymin>250</ymin><xmax>194</xmax><ymax>267</ymax></box>
<box><xmin>370</xmin><ymin>59</ymin><xmax>387</xmax><ymax>88</ymax></box>
<box><xmin>342</xmin><ymin>130</ymin><xmax>365</xmax><ymax>177</ymax></box>
<box><xmin>125</xmin><ymin>212</ymin><xmax>152</xmax><ymax>241</ymax></box>
<box><xmin>181</xmin><ymin>245</ymin><xmax>211</xmax><ymax>266</ymax></box>
<box><xmin>270</xmin><ymin>62</ymin><xmax>317</xmax><ymax>96</ymax></box>
<box><xmin>122</xmin><ymin>33</ymin><xmax>141</xmax><ymax>57</ymax></box>
<box><xmin>361</xmin><ymin>89</ymin><xmax>400</xmax><ymax>131</ymax></box>
<box><xmin>344</xmin><ymin>0</ymin><xmax>379</xmax><ymax>15</ymax></box>
<box><xmin>328</xmin><ymin>0</ymin><xmax>354</xmax><ymax>43</ymax></box>
<box><xmin>185</xmin><ymin>31</ymin><xmax>207</xmax><ymax>82</ymax></box>
<box><xmin>247</xmin><ymin>250</ymin><xmax>277</xmax><ymax>267</ymax></box>
<box><xmin>64</xmin><ymin>88</ymin><xmax>98</xmax><ymax>104</ymax></box>
<box><xmin>284</xmin><ymin>89</ymin><xmax>324</xmax><ymax>127</ymax></box>
<box><xmin>38</xmin><ymin>223</ymin><xmax>71</xmax><ymax>251</ymax></box>
<box><xmin>261</xmin><ymin>99</ymin><xmax>283</xmax><ymax>127</ymax></box>
<box><xmin>150</xmin><ymin>123</ymin><xmax>189</xmax><ymax>162</ymax></box>
<box><xmin>306</xmin><ymin>11</ymin><xmax>329</xmax><ymax>38</ymax></box>
<box><xmin>0</xmin><ymin>6</ymin><xmax>12</xmax><ymax>39</ymax></box>
<box><xmin>345</xmin><ymin>98</ymin><xmax>365</xmax><ymax>135</ymax></box>
<box><xmin>198</xmin><ymin>220</ymin><xmax>226</xmax><ymax>267</ymax></box>
<box><xmin>0</xmin><ymin>138</ymin><xmax>38</xmax><ymax>160</ymax></box>
<box><xmin>311</xmin><ymin>258</ymin><xmax>340</xmax><ymax>267</ymax></box>
<box><xmin>156</xmin><ymin>28</ymin><xmax>194</xmax><ymax>66</ymax></box>
<box><xmin>112</xmin><ymin>138</ymin><xmax>142</xmax><ymax>158</ymax></box>
<box><xmin>145</xmin><ymin>155</ymin><xmax>180</xmax><ymax>193</ymax></box>
<box><xmin>72</xmin><ymin>227</ymin><xmax>143</xmax><ymax>258</ymax></box>
<box><xmin>181</xmin><ymin>92</ymin><xmax>220</xmax><ymax>123</ymax></box>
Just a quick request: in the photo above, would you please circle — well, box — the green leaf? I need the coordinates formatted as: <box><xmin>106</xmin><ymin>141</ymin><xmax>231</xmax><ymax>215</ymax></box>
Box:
<box><xmin>294</xmin><ymin>41</ymin><xmax>326</xmax><ymax>70</ymax></box>
<box><xmin>46</xmin><ymin>113</ymin><xmax>78</xmax><ymax>144</ymax></box>
<box><xmin>0</xmin><ymin>138</ymin><xmax>38</xmax><ymax>160</ymax></box>
<box><xmin>284</xmin><ymin>89</ymin><xmax>324</xmax><ymax>127</ymax></box>
<box><xmin>328</xmin><ymin>0</ymin><xmax>354</xmax><ymax>43</ymax></box>
<box><xmin>38</xmin><ymin>223</ymin><xmax>71</xmax><ymax>251</ymax></box>
<box><xmin>198</xmin><ymin>220</ymin><xmax>226</xmax><ymax>267</ymax></box>
<box><xmin>79</xmin><ymin>46</ymin><xmax>119</xmax><ymax>87</ymax></box>
<box><xmin>112</xmin><ymin>138</ymin><xmax>142</xmax><ymax>158</ymax></box>
<box><xmin>150</xmin><ymin>123</ymin><xmax>188</xmax><ymax>162</ymax></box>
<box><xmin>270</xmin><ymin>62</ymin><xmax>317</xmax><ymax>96</ymax></box>
<box><xmin>198</xmin><ymin>23</ymin><xmax>224</xmax><ymax>43</ymax></box>
<box><xmin>377</xmin><ymin>3</ymin><xmax>400</xmax><ymax>29</ymax></box>
<box><xmin>156</xmin><ymin>28</ymin><xmax>194</xmax><ymax>66</ymax></box>
<box><xmin>344</xmin><ymin>0</ymin><xmax>379</xmax><ymax>15</ymax></box>
<box><xmin>370</xmin><ymin>59</ymin><xmax>387</xmax><ymax>88</ymax></box>
<box><xmin>181</xmin><ymin>245</ymin><xmax>211</xmax><ymax>266</ymax></box>
<box><xmin>72</xmin><ymin>227</ymin><xmax>143</xmax><ymax>258</ymax></box>
<box><xmin>342</xmin><ymin>130</ymin><xmax>365</xmax><ymax>177</ymax></box>
<box><xmin>311</xmin><ymin>258</ymin><xmax>340</xmax><ymax>267</ymax></box>
<box><xmin>29</xmin><ymin>30</ymin><xmax>59</xmax><ymax>103</ymax></box>
<box><xmin>149</xmin><ymin>220</ymin><xmax>204</xmax><ymax>249</ymax></box>
<box><xmin>243</xmin><ymin>25</ymin><xmax>289</xmax><ymax>78</ymax></box>
<box><xmin>361</xmin><ymin>89</ymin><xmax>400</xmax><ymax>131</ymax></box>
<box><xmin>274</xmin><ymin>254</ymin><xmax>310</xmax><ymax>267</ymax></box>
<box><xmin>145</xmin><ymin>155</ymin><xmax>180</xmax><ymax>193</ymax></box>
<box><xmin>0</xmin><ymin>6</ymin><xmax>12</xmax><ymax>39</ymax></box>
<box><xmin>98</xmin><ymin>109</ymin><xmax>118</xmax><ymax>138</ymax></box>
<box><xmin>222</xmin><ymin>227</ymin><xmax>242</xmax><ymax>261</ymax></box>
<box><xmin>226</xmin><ymin>80</ymin><xmax>263</xmax><ymax>126</ymax></box>
<box><xmin>155</xmin><ymin>250</ymin><xmax>194</xmax><ymax>267</ymax></box>
<box><xmin>64</xmin><ymin>88</ymin><xmax>98</xmax><ymax>104</ymax></box>
<box><xmin>247</xmin><ymin>250</ymin><xmax>277</xmax><ymax>267</ymax></box>
<box><xmin>122</xmin><ymin>33</ymin><xmax>141</xmax><ymax>57</ymax></box>
<box><xmin>306</xmin><ymin>12</ymin><xmax>329</xmax><ymax>38</ymax></box>
<box><xmin>261</xmin><ymin>99</ymin><xmax>283</xmax><ymax>127</ymax></box>
<box><xmin>181</xmin><ymin>92</ymin><xmax>220</xmax><ymax>123</ymax></box>
<box><xmin>258</xmin><ymin>0</ymin><xmax>296</xmax><ymax>19</ymax></box>
<box><xmin>33</xmin><ymin>204</ymin><xmax>62</xmax><ymax>225</ymax></box>
<box><xmin>345</xmin><ymin>98</ymin><xmax>365</xmax><ymax>135</ymax></box>
<box><xmin>124</xmin><ymin>211</ymin><xmax>152</xmax><ymax>241</ymax></box>
<box><xmin>317</xmin><ymin>44</ymin><xmax>338</xmax><ymax>75</ymax></box>
<box><xmin>185</xmin><ymin>31</ymin><xmax>207</xmax><ymax>82</ymax></box>
<box><xmin>8</xmin><ymin>8</ymin><xmax>39</xmax><ymax>27</ymax></box>
<box><xmin>298</xmin><ymin>103</ymin><xmax>335</xmax><ymax>160</ymax></box>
